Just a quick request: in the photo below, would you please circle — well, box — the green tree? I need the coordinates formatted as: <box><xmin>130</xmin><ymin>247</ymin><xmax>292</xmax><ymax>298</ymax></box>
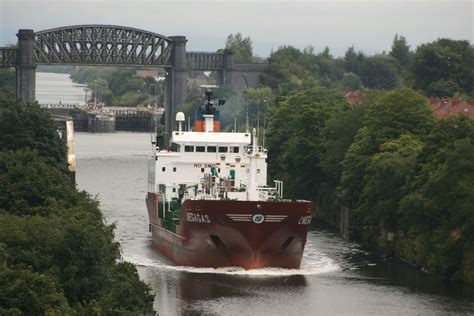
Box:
<box><xmin>225</xmin><ymin>33</ymin><xmax>254</xmax><ymax>63</ymax></box>
<box><xmin>0</xmin><ymin>149</ymin><xmax>78</xmax><ymax>216</ymax></box>
<box><xmin>0</xmin><ymin>68</ymin><xmax>15</xmax><ymax>100</ymax></box>
<box><xmin>359</xmin><ymin>55</ymin><xmax>400</xmax><ymax>89</ymax></box>
<box><xmin>398</xmin><ymin>123</ymin><xmax>474</xmax><ymax>278</ymax></box>
<box><xmin>267</xmin><ymin>87</ymin><xmax>348</xmax><ymax>199</ymax></box>
<box><xmin>341</xmin><ymin>88</ymin><xmax>435</xmax><ymax>210</ymax></box>
<box><xmin>0</xmin><ymin>266</ymin><xmax>72</xmax><ymax>314</ymax></box>
<box><xmin>343</xmin><ymin>46</ymin><xmax>365</xmax><ymax>76</ymax></box>
<box><xmin>0</xmin><ymin>99</ymin><xmax>66</xmax><ymax>168</ymax></box>
<box><xmin>359</xmin><ymin>134</ymin><xmax>423</xmax><ymax>235</ymax></box>
<box><xmin>0</xmin><ymin>99</ymin><xmax>155</xmax><ymax>312</ymax></box>
<box><xmin>340</xmin><ymin>72</ymin><xmax>363</xmax><ymax>91</ymax></box>
<box><xmin>411</xmin><ymin>38</ymin><xmax>474</xmax><ymax>96</ymax></box>
<box><xmin>389</xmin><ymin>34</ymin><xmax>411</xmax><ymax>67</ymax></box>
<box><xmin>261</xmin><ymin>46</ymin><xmax>316</xmax><ymax>94</ymax></box>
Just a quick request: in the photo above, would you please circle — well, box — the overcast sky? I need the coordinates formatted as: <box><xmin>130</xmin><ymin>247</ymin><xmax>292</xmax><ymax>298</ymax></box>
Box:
<box><xmin>1</xmin><ymin>0</ymin><xmax>472</xmax><ymax>57</ymax></box>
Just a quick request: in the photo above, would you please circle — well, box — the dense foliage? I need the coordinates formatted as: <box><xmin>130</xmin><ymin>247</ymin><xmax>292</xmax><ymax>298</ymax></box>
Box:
<box><xmin>0</xmin><ymin>100</ymin><xmax>155</xmax><ymax>314</ymax></box>
<box><xmin>215</xmin><ymin>37</ymin><xmax>474</xmax><ymax>284</ymax></box>
<box><xmin>70</xmin><ymin>66</ymin><xmax>162</xmax><ymax>106</ymax></box>
<box><xmin>411</xmin><ymin>39</ymin><xmax>474</xmax><ymax>97</ymax></box>
<box><xmin>266</xmin><ymin>86</ymin><xmax>474</xmax><ymax>283</ymax></box>
<box><xmin>224</xmin><ymin>33</ymin><xmax>256</xmax><ymax>63</ymax></box>
<box><xmin>0</xmin><ymin>69</ymin><xmax>15</xmax><ymax>100</ymax></box>
<box><xmin>0</xmin><ymin>100</ymin><xmax>67</xmax><ymax>169</ymax></box>
<box><xmin>261</xmin><ymin>36</ymin><xmax>472</xmax><ymax>98</ymax></box>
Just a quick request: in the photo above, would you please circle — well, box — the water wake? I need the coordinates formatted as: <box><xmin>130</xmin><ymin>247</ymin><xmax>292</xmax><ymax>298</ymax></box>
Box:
<box><xmin>124</xmin><ymin>243</ymin><xmax>340</xmax><ymax>277</ymax></box>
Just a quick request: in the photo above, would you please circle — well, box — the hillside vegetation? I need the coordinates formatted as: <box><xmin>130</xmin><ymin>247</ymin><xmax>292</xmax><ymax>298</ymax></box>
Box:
<box><xmin>0</xmin><ymin>100</ymin><xmax>154</xmax><ymax>314</ymax></box>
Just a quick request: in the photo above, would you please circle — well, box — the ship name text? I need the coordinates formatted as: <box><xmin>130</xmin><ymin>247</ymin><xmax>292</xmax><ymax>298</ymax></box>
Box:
<box><xmin>298</xmin><ymin>216</ymin><xmax>312</xmax><ymax>225</ymax></box>
<box><xmin>187</xmin><ymin>212</ymin><xmax>211</xmax><ymax>223</ymax></box>
<box><xmin>193</xmin><ymin>163</ymin><xmax>216</xmax><ymax>168</ymax></box>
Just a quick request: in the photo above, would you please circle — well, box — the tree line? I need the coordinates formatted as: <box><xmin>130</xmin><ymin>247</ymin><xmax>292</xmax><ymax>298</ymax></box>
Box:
<box><xmin>218</xmin><ymin>34</ymin><xmax>474</xmax><ymax>283</ymax></box>
<box><xmin>0</xmin><ymin>99</ymin><xmax>155</xmax><ymax>313</ymax></box>
<box><xmin>70</xmin><ymin>67</ymin><xmax>163</xmax><ymax>106</ymax></box>
<box><xmin>265</xmin><ymin>87</ymin><xmax>474</xmax><ymax>283</ymax></box>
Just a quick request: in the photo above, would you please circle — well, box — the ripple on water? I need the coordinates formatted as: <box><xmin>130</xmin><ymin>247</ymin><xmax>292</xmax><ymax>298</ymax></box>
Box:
<box><xmin>122</xmin><ymin>238</ymin><xmax>340</xmax><ymax>277</ymax></box>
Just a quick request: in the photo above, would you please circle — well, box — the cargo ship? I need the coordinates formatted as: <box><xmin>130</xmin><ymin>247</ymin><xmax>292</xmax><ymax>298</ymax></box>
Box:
<box><xmin>146</xmin><ymin>91</ymin><xmax>313</xmax><ymax>269</ymax></box>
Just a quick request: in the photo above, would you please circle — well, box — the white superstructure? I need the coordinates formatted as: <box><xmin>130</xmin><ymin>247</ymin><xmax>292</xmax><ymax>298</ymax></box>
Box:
<box><xmin>147</xmin><ymin>111</ymin><xmax>283</xmax><ymax>204</ymax></box>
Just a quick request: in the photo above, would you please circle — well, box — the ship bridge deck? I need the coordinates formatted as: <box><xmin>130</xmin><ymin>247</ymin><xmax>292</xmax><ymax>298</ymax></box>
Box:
<box><xmin>171</xmin><ymin>131</ymin><xmax>252</xmax><ymax>145</ymax></box>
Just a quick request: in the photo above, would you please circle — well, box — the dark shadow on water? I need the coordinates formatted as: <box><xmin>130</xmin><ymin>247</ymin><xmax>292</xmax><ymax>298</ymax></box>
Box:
<box><xmin>143</xmin><ymin>267</ymin><xmax>307</xmax><ymax>315</ymax></box>
<box><xmin>356</xmin><ymin>258</ymin><xmax>474</xmax><ymax>301</ymax></box>
<box><xmin>312</xmin><ymin>223</ymin><xmax>474</xmax><ymax>302</ymax></box>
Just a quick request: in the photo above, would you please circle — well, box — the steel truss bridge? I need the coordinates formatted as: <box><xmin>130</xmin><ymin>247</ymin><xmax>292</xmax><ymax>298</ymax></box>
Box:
<box><xmin>0</xmin><ymin>25</ymin><xmax>269</xmax><ymax>134</ymax></box>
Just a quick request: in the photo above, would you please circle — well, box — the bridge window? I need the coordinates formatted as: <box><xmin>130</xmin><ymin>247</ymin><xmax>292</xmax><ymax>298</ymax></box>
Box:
<box><xmin>185</xmin><ymin>145</ymin><xmax>194</xmax><ymax>152</ymax></box>
<box><xmin>170</xmin><ymin>143</ymin><xmax>180</xmax><ymax>152</ymax></box>
<box><xmin>218</xmin><ymin>146</ymin><xmax>228</xmax><ymax>153</ymax></box>
<box><xmin>207</xmin><ymin>146</ymin><xmax>217</xmax><ymax>153</ymax></box>
<box><xmin>196</xmin><ymin>146</ymin><xmax>205</xmax><ymax>152</ymax></box>
<box><xmin>162</xmin><ymin>167</ymin><xmax>166</xmax><ymax>172</ymax></box>
<box><xmin>201</xmin><ymin>168</ymin><xmax>205</xmax><ymax>173</ymax></box>
<box><xmin>173</xmin><ymin>167</ymin><xmax>177</xmax><ymax>172</ymax></box>
<box><xmin>232</xmin><ymin>146</ymin><xmax>239</xmax><ymax>153</ymax></box>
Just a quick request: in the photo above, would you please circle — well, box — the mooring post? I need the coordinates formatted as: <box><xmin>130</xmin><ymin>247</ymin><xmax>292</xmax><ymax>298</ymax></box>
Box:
<box><xmin>165</xmin><ymin>36</ymin><xmax>187</xmax><ymax>136</ymax></box>
<box><xmin>16</xmin><ymin>29</ymin><xmax>36</xmax><ymax>103</ymax></box>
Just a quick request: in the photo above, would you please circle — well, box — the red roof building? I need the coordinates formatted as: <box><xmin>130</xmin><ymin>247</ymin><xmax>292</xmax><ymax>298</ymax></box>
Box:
<box><xmin>344</xmin><ymin>91</ymin><xmax>474</xmax><ymax>120</ymax></box>
<box><xmin>345</xmin><ymin>90</ymin><xmax>366</xmax><ymax>104</ymax></box>
<box><xmin>428</xmin><ymin>97</ymin><xmax>474</xmax><ymax>119</ymax></box>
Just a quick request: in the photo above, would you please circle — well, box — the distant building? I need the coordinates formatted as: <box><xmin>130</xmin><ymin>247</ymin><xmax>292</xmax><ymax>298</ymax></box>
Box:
<box><xmin>344</xmin><ymin>91</ymin><xmax>474</xmax><ymax>119</ymax></box>
<box><xmin>428</xmin><ymin>97</ymin><xmax>474</xmax><ymax>119</ymax></box>
<box><xmin>136</xmin><ymin>70</ymin><xmax>165</xmax><ymax>81</ymax></box>
<box><xmin>345</xmin><ymin>90</ymin><xmax>366</xmax><ymax>104</ymax></box>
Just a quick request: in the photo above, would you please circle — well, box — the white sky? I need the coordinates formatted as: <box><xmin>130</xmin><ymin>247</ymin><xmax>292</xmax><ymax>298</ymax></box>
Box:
<box><xmin>0</xmin><ymin>0</ymin><xmax>472</xmax><ymax>57</ymax></box>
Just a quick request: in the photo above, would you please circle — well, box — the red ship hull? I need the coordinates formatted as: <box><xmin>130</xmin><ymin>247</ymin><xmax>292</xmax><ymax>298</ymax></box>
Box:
<box><xmin>146</xmin><ymin>193</ymin><xmax>313</xmax><ymax>269</ymax></box>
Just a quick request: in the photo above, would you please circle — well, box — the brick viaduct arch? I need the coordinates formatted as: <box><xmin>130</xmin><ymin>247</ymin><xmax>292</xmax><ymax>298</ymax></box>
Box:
<box><xmin>0</xmin><ymin>25</ymin><xmax>271</xmax><ymax>135</ymax></box>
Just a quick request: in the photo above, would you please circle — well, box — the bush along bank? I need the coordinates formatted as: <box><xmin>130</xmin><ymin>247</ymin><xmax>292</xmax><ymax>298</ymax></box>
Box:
<box><xmin>0</xmin><ymin>100</ymin><xmax>155</xmax><ymax>314</ymax></box>
<box><xmin>267</xmin><ymin>87</ymin><xmax>474</xmax><ymax>283</ymax></box>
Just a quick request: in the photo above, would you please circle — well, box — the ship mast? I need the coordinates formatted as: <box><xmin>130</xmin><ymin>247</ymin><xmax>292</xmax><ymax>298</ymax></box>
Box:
<box><xmin>247</xmin><ymin>128</ymin><xmax>259</xmax><ymax>201</ymax></box>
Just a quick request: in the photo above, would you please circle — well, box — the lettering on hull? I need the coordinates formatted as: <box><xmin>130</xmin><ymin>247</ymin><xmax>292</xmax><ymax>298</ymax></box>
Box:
<box><xmin>298</xmin><ymin>216</ymin><xmax>312</xmax><ymax>225</ymax></box>
<box><xmin>187</xmin><ymin>212</ymin><xmax>211</xmax><ymax>223</ymax></box>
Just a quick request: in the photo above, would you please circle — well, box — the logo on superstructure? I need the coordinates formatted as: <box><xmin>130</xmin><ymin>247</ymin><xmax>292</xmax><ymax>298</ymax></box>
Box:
<box><xmin>226</xmin><ymin>214</ymin><xmax>288</xmax><ymax>223</ymax></box>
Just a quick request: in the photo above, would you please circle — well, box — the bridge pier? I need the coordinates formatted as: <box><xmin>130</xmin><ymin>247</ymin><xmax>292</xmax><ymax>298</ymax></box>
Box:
<box><xmin>165</xmin><ymin>36</ymin><xmax>187</xmax><ymax>136</ymax></box>
<box><xmin>219</xmin><ymin>49</ymin><xmax>270</xmax><ymax>92</ymax></box>
<box><xmin>219</xmin><ymin>49</ymin><xmax>235</xmax><ymax>86</ymax></box>
<box><xmin>16</xmin><ymin>29</ymin><xmax>36</xmax><ymax>103</ymax></box>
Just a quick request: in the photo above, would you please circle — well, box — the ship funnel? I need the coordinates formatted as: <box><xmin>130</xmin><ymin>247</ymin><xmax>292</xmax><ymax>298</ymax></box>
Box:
<box><xmin>203</xmin><ymin>114</ymin><xmax>214</xmax><ymax>132</ymax></box>
<box><xmin>176</xmin><ymin>112</ymin><xmax>185</xmax><ymax>132</ymax></box>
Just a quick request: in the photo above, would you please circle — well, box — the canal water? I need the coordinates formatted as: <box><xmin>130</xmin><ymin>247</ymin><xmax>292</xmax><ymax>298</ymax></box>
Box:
<box><xmin>40</xmin><ymin>72</ymin><xmax>474</xmax><ymax>315</ymax></box>
<box><xmin>36</xmin><ymin>72</ymin><xmax>86</xmax><ymax>105</ymax></box>
<box><xmin>74</xmin><ymin>133</ymin><xmax>474</xmax><ymax>315</ymax></box>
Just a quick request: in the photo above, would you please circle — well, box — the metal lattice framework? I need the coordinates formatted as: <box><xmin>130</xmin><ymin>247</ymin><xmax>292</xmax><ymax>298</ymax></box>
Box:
<box><xmin>33</xmin><ymin>25</ymin><xmax>174</xmax><ymax>66</ymax></box>
<box><xmin>0</xmin><ymin>48</ymin><xmax>18</xmax><ymax>67</ymax></box>
<box><xmin>187</xmin><ymin>51</ymin><xmax>223</xmax><ymax>70</ymax></box>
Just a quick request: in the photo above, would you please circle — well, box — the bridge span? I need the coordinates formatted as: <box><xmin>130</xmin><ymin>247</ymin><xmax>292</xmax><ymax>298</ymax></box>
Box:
<box><xmin>0</xmin><ymin>25</ymin><xmax>271</xmax><ymax>135</ymax></box>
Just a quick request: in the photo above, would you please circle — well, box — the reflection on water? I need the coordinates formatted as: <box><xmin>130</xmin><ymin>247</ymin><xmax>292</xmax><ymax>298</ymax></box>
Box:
<box><xmin>73</xmin><ymin>132</ymin><xmax>474</xmax><ymax>315</ymax></box>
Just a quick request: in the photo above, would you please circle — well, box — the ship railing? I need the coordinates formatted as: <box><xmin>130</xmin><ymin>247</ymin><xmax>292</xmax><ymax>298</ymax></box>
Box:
<box><xmin>257</xmin><ymin>181</ymin><xmax>283</xmax><ymax>199</ymax></box>
<box><xmin>257</xmin><ymin>186</ymin><xmax>277</xmax><ymax>200</ymax></box>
